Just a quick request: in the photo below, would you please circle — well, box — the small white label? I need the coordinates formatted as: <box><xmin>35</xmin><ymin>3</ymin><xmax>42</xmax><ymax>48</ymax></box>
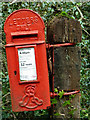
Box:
<box><xmin>18</xmin><ymin>47</ymin><xmax>37</xmax><ymax>81</ymax></box>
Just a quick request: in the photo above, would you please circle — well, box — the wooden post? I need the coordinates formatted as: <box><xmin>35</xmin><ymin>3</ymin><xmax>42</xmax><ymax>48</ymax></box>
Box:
<box><xmin>47</xmin><ymin>16</ymin><xmax>82</xmax><ymax>118</ymax></box>
<box><xmin>47</xmin><ymin>16</ymin><xmax>82</xmax><ymax>44</ymax></box>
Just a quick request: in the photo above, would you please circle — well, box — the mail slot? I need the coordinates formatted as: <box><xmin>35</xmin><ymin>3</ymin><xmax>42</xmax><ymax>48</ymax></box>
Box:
<box><xmin>11</xmin><ymin>31</ymin><xmax>38</xmax><ymax>40</ymax></box>
<box><xmin>4</xmin><ymin>9</ymin><xmax>50</xmax><ymax>112</ymax></box>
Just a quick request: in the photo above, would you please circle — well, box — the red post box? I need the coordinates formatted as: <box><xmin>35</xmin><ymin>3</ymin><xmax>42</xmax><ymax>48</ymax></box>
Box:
<box><xmin>4</xmin><ymin>9</ymin><xmax>50</xmax><ymax>112</ymax></box>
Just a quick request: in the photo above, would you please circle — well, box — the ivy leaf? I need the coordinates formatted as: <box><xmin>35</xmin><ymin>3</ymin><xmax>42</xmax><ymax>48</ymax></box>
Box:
<box><xmin>75</xmin><ymin>11</ymin><xmax>79</xmax><ymax>16</ymax></box>
<box><xmin>63</xmin><ymin>100</ymin><xmax>71</xmax><ymax>107</ymax></box>
<box><xmin>85</xmin><ymin>113</ymin><xmax>88</xmax><ymax>117</ymax></box>
<box><xmin>54</xmin><ymin>88</ymin><xmax>58</xmax><ymax>93</ymax></box>
<box><xmin>82</xmin><ymin>109</ymin><xmax>87</xmax><ymax>113</ymax></box>
<box><xmin>54</xmin><ymin>113</ymin><xmax>61</xmax><ymax>116</ymax></box>
<box><xmin>51</xmin><ymin>98</ymin><xmax>57</xmax><ymax>105</ymax></box>
<box><xmin>69</xmin><ymin>94</ymin><xmax>76</xmax><ymax>100</ymax></box>
<box><xmin>60</xmin><ymin>11</ymin><xmax>68</xmax><ymax>16</ymax></box>
<box><xmin>58</xmin><ymin>90</ymin><xmax>65</xmax><ymax>99</ymax></box>
<box><xmin>60</xmin><ymin>11</ymin><xmax>70</xmax><ymax>18</ymax></box>
<box><xmin>69</xmin><ymin>109</ymin><xmax>77</xmax><ymax>115</ymax></box>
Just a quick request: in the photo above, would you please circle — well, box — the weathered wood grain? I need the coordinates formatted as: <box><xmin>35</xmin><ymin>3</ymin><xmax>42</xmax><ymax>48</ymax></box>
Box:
<box><xmin>47</xmin><ymin>17</ymin><xmax>82</xmax><ymax>44</ymax></box>
<box><xmin>54</xmin><ymin>46</ymin><xmax>81</xmax><ymax>90</ymax></box>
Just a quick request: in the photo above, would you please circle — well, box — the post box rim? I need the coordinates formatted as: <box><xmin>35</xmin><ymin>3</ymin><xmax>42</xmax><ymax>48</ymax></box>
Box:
<box><xmin>4</xmin><ymin>9</ymin><xmax>45</xmax><ymax>33</ymax></box>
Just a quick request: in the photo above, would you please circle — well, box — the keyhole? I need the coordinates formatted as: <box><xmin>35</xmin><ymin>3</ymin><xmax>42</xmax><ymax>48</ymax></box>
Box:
<box><xmin>14</xmin><ymin>71</ymin><xmax>17</xmax><ymax>75</ymax></box>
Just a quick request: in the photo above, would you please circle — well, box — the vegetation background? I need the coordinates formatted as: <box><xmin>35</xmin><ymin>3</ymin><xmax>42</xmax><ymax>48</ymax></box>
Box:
<box><xmin>1</xmin><ymin>1</ymin><xmax>90</xmax><ymax>119</ymax></box>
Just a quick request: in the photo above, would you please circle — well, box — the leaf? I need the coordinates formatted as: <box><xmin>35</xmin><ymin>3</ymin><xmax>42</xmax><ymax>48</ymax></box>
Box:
<box><xmin>60</xmin><ymin>11</ymin><xmax>70</xmax><ymax>18</ymax></box>
<box><xmin>54</xmin><ymin>88</ymin><xmax>58</xmax><ymax>93</ymax></box>
<box><xmin>71</xmin><ymin>16</ymin><xmax>75</xmax><ymax>19</ymax></box>
<box><xmin>54</xmin><ymin>113</ymin><xmax>61</xmax><ymax>116</ymax></box>
<box><xmin>51</xmin><ymin>98</ymin><xmax>57</xmax><ymax>105</ymax></box>
<box><xmin>69</xmin><ymin>109</ymin><xmax>77</xmax><ymax>115</ymax></box>
<box><xmin>82</xmin><ymin>109</ymin><xmax>87</xmax><ymax>113</ymax></box>
<box><xmin>69</xmin><ymin>94</ymin><xmax>76</xmax><ymax>100</ymax></box>
<box><xmin>63</xmin><ymin>100</ymin><xmax>71</xmax><ymax>107</ymax></box>
<box><xmin>58</xmin><ymin>90</ymin><xmax>65</xmax><ymax>99</ymax></box>
<box><xmin>75</xmin><ymin>11</ymin><xmax>79</xmax><ymax>16</ymax></box>
<box><xmin>60</xmin><ymin>11</ymin><xmax>68</xmax><ymax>16</ymax></box>
<box><xmin>85</xmin><ymin>113</ymin><xmax>88</xmax><ymax>117</ymax></box>
<box><xmin>2</xmin><ymin>106</ymin><xmax>5</xmax><ymax>110</ymax></box>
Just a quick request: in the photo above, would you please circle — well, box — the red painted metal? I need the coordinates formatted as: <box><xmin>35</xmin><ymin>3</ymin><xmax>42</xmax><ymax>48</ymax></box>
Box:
<box><xmin>47</xmin><ymin>42</ymin><xmax>80</xmax><ymax>99</ymax></box>
<box><xmin>46</xmin><ymin>43</ymin><xmax>75</xmax><ymax>48</ymax></box>
<box><xmin>11</xmin><ymin>30</ymin><xmax>38</xmax><ymax>37</ymax></box>
<box><xmin>46</xmin><ymin>42</ymin><xmax>79</xmax><ymax>97</ymax></box>
<box><xmin>5</xmin><ymin>41</ymin><xmax>45</xmax><ymax>47</ymax></box>
<box><xmin>4</xmin><ymin>9</ymin><xmax>50</xmax><ymax>112</ymax></box>
<box><xmin>52</xmin><ymin>47</ymin><xmax>54</xmax><ymax>92</ymax></box>
<box><xmin>50</xmin><ymin>90</ymin><xmax>80</xmax><ymax>97</ymax></box>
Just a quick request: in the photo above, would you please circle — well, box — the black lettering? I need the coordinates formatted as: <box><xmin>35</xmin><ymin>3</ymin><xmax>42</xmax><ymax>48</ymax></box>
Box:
<box><xmin>21</xmin><ymin>63</ymin><xmax>25</xmax><ymax>66</ymax></box>
<box><xmin>26</xmin><ymin>63</ymin><xmax>32</xmax><ymax>66</ymax></box>
<box><xmin>21</xmin><ymin>52</ymin><xmax>30</xmax><ymax>54</ymax></box>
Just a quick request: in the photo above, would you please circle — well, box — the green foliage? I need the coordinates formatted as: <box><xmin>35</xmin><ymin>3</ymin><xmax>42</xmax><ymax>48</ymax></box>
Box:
<box><xmin>54</xmin><ymin>94</ymin><xmax>75</xmax><ymax>108</ymax></box>
<box><xmin>60</xmin><ymin>11</ymin><xmax>68</xmax><ymax>16</ymax></box>
<box><xmin>62</xmin><ymin>95</ymin><xmax>77</xmax><ymax>117</ymax></box>
<box><xmin>68</xmin><ymin>108</ymin><xmax>77</xmax><ymax>116</ymax></box>
<box><xmin>80</xmin><ymin>109</ymin><xmax>89</xmax><ymax>118</ymax></box>
<box><xmin>51</xmin><ymin>98</ymin><xmax>57</xmax><ymax>105</ymax></box>
<box><xmin>59</xmin><ymin>11</ymin><xmax>74</xmax><ymax>19</ymax></box>
<box><xmin>54</xmin><ymin>88</ymin><xmax>58</xmax><ymax>93</ymax></box>
<box><xmin>54</xmin><ymin>112</ymin><xmax>61</xmax><ymax>116</ymax></box>
<box><xmin>1</xmin><ymin>1</ymin><xmax>90</xmax><ymax>119</ymax></box>
<box><xmin>63</xmin><ymin>100</ymin><xmax>71</xmax><ymax>107</ymax></box>
<box><xmin>62</xmin><ymin>95</ymin><xmax>76</xmax><ymax>107</ymax></box>
<box><xmin>58</xmin><ymin>90</ymin><xmax>65</xmax><ymax>99</ymax></box>
<box><xmin>69</xmin><ymin>94</ymin><xmax>76</xmax><ymax>100</ymax></box>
